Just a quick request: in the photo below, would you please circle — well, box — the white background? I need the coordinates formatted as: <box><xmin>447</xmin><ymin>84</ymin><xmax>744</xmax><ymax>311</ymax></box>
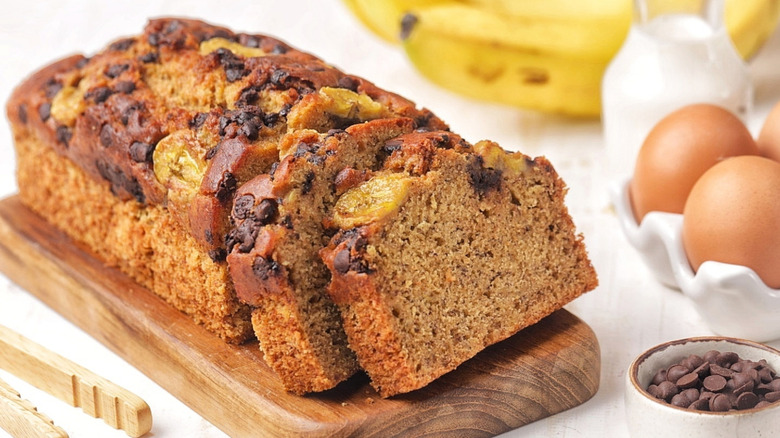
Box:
<box><xmin>1</xmin><ymin>1</ymin><xmax>780</xmax><ymax>436</ymax></box>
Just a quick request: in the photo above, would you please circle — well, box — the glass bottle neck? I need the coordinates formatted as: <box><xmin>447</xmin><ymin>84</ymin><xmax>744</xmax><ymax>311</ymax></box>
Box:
<box><xmin>633</xmin><ymin>0</ymin><xmax>724</xmax><ymax>28</ymax></box>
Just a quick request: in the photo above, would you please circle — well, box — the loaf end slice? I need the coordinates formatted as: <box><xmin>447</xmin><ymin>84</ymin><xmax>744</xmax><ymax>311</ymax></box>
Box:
<box><xmin>321</xmin><ymin>132</ymin><xmax>598</xmax><ymax>397</ymax></box>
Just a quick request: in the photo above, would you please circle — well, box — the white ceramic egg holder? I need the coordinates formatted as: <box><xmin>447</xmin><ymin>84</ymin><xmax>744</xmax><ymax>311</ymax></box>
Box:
<box><xmin>610</xmin><ymin>179</ymin><xmax>780</xmax><ymax>342</ymax></box>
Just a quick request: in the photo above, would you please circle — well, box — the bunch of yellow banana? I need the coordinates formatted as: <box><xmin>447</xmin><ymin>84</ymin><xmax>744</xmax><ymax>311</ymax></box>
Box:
<box><xmin>342</xmin><ymin>0</ymin><xmax>780</xmax><ymax>117</ymax></box>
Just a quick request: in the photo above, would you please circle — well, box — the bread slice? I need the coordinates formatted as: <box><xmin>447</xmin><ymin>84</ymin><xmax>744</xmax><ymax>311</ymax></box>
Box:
<box><xmin>226</xmin><ymin>117</ymin><xmax>424</xmax><ymax>393</ymax></box>
<box><xmin>6</xmin><ymin>17</ymin><xmax>447</xmax><ymax>392</ymax></box>
<box><xmin>320</xmin><ymin>131</ymin><xmax>598</xmax><ymax>397</ymax></box>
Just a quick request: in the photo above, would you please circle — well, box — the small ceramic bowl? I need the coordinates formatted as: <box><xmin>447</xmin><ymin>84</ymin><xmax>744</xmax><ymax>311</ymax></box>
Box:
<box><xmin>625</xmin><ymin>337</ymin><xmax>780</xmax><ymax>438</ymax></box>
<box><xmin>610</xmin><ymin>179</ymin><xmax>780</xmax><ymax>342</ymax></box>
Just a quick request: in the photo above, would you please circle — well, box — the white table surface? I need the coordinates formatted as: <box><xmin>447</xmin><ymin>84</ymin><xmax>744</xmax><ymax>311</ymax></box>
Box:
<box><xmin>1</xmin><ymin>1</ymin><xmax>779</xmax><ymax>437</ymax></box>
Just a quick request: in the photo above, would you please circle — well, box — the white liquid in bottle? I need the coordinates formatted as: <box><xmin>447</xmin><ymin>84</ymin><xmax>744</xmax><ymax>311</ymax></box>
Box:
<box><xmin>602</xmin><ymin>10</ymin><xmax>753</xmax><ymax>181</ymax></box>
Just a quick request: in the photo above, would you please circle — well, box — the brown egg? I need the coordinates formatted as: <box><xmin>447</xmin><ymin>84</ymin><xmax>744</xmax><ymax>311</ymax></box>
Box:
<box><xmin>629</xmin><ymin>104</ymin><xmax>758</xmax><ymax>223</ymax></box>
<box><xmin>757</xmin><ymin>100</ymin><xmax>780</xmax><ymax>162</ymax></box>
<box><xmin>682</xmin><ymin>155</ymin><xmax>780</xmax><ymax>288</ymax></box>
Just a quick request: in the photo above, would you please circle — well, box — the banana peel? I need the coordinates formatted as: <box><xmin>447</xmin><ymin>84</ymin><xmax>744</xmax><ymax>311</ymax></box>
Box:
<box><xmin>342</xmin><ymin>0</ymin><xmax>780</xmax><ymax>117</ymax></box>
<box><xmin>726</xmin><ymin>0</ymin><xmax>780</xmax><ymax>59</ymax></box>
<box><xmin>341</xmin><ymin>0</ymin><xmax>454</xmax><ymax>42</ymax></box>
<box><xmin>400</xmin><ymin>3</ymin><xmax>626</xmax><ymax>116</ymax></box>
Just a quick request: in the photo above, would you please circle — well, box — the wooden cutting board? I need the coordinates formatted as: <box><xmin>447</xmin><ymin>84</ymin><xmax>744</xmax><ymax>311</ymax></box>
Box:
<box><xmin>0</xmin><ymin>196</ymin><xmax>600</xmax><ymax>437</ymax></box>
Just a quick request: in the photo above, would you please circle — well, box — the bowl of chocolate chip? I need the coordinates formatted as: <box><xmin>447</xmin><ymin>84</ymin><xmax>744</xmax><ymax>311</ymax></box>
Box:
<box><xmin>625</xmin><ymin>337</ymin><xmax>780</xmax><ymax>438</ymax></box>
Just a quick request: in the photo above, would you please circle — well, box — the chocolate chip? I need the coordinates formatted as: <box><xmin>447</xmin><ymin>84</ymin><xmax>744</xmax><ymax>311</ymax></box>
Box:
<box><xmin>759</xmin><ymin>367</ymin><xmax>774</xmax><ymax>384</ymax></box>
<box><xmin>652</xmin><ymin>368</ymin><xmax>668</xmax><ymax>386</ymax></box>
<box><xmin>263</xmin><ymin>112</ymin><xmax>280</xmax><ymax>126</ymax></box>
<box><xmin>138</xmin><ymin>52</ymin><xmax>158</xmax><ymax>63</ymax></box>
<box><xmin>17</xmin><ymin>104</ymin><xmax>27</xmax><ymax>124</ymax></box>
<box><xmin>190</xmin><ymin>112</ymin><xmax>208</xmax><ymax>129</ymax></box>
<box><xmin>467</xmin><ymin>156</ymin><xmax>503</xmax><ymax>195</ymax></box>
<box><xmin>43</xmin><ymin>79</ymin><xmax>63</xmax><ymax>99</ymax></box>
<box><xmin>99</xmin><ymin>124</ymin><xmax>113</xmax><ymax>147</ymax></box>
<box><xmin>710</xmin><ymin>364</ymin><xmax>734</xmax><ymax>378</ymax></box>
<box><xmin>218</xmin><ymin>107</ymin><xmax>265</xmax><ymax>140</ymax></box>
<box><xmin>148</xmin><ymin>32</ymin><xmax>161</xmax><ymax>46</ymax></box>
<box><xmin>667</xmin><ymin>365</ymin><xmax>690</xmax><ymax>383</ymax></box>
<box><xmin>645</xmin><ymin>350</ymin><xmax>780</xmax><ymax>412</ymax></box>
<box><xmin>270</xmin><ymin>69</ymin><xmax>288</xmax><ymax>86</ymax></box>
<box><xmin>430</xmin><ymin>133</ymin><xmax>452</xmax><ymax>149</ymax></box>
<box><xmin>326</xmin><ymin>128</ymin><xmax>347</xmax><ymax>138</ymax></box>
<box><xmin>692</xmin><ymin>361</ymin><xmax>711</xmax><ymax>377</ymax></box>
<box><xmin>307</xmin><ymin>154</ymin><xmax>327</xmax><ymax>166</ymax></box>
<box><xmin>655</xmin><ymin>381</ymin><xmax>679</xmax><ymax>401</ymax></box>
<box><xmin>208</xmin><ymin>248</ymin><xmax>227</xmax><ymax>262</ymax></box>
<box><xmin>226</xmin><ymin>67</ymin><xmax>247</xmax><ymax>83</ymax></box>
<box><xmin>237</xmin><ymin>85</ymin><xmax>261</xmax><ymax>106</ymax></box>
<box><xmin>709</xmin><ymin>394</ymin><xmax>731</xmax><ymax>412</ymax></box>
<box><xmin>278</xmin><ymin>104</ymin><xmax>291</xmax><ymax>118</ymax></box>
<box><xmin>215</xmin><ymin>171</ymin><xmax>237</xmax><ymax>202</ymax></box>
<box><xmin>677</xmin><ymin>373</ymin><xmax>700</xmax><ymax>389</ymax></box>
<box><xmin>703</xmin><ymin>375</ymin><xmax>727</xmax><ymax>392</ymax></box>
<box><xmin>115</xmin><ymin>81</ymin><xmax>136</xmax><ymax>94</ymax></box>
<box><xmin>95</xmin><ymin>159</ymin><xmax>145</xmax><ymax>204</ymax></box>
<box><xmin>233</xmin><ymin>195</ymin><xmax>255</xmax><ymax>220</ymax></box>
<box><xmin>239</xmin><ymin>119</ymin><xmax>260</xmax><ymax>140</ymax></box>
<box><xmin>703</xmin><ymin>350</ymin><xmax>720</xmax><ymax>364</ymax></box>
<box><xmin>670</xmin><ymin>394</ymin><xmax>689</xmax><ymax>408</ymax></box>
<box><xmin>333</xmin><ymin>250</ymin><xmax>351</xmax><ymax>274</ymax></box>
<box><xmin>294</xmin><ymin>141</ymin><xmax>321</xmax><ymax>158</ymax></box>
<box><xmin>119</xmin><ymin>101</ymin><xmax>143</xmax><ymax>126</ymax></box>
<box><xmin>243</xmin><ymin>35</ymin><xmax>261</xmax><ymax>48</ymax></box>
<box><xmin>302</xmin><ymin>171</ymin><xmax>315</xmax><ymax>194</ymax></box>
<box><xmin>255</xmin><ymin>199</ymin><xmax>278</xmax><ymax>224</ymax></box>
<box><xmin>105</xmin><ymin>63</ymin><xmax>130</xmax><ymax>79</ymax></box>
<box><xmin>85</xmin><ymin>86</ymin><xmax>113</xmax><ymax>104</ymax></box>
<box><xmin>736</xmin><ymin>392</ymin><xmax>759</xmax><ymax>409</ymax></box>
<box><xmin>689</xmin><ymin>398</ymin><xmax>710</xmax><ymax>411</ymax></box>
<box><xmin>716</xmin><ymin>352</ymin><xmax>740</xmax><ymax>368</ymax></box>
<box><xmin>226</xmin><ymin>219</ymin><xmax>259</xmax><ymax>253</ymax></box>
<box><xmin>252</xmin><ymin>256</ymin><xmax>280</xmax><ymax>280</ymax></box>
<box><xmin>109</xmin><ymin>38</ymin><xmax>135</xmax><ymax>51</ymax></box>
<box><xmin>647</xmin><ymin>384</ymin><xmax>660</xmax><ymax>398</ymax></box>
<box><xmin>56</xmin><ymin>125</ymin><xmax>72</xmax><ymax>147</ymax></box>
<box><xmin>731</xmin><ymin>372</ymin><xmax>756</xmax><ymax>391</ymax></box>
<box><xmin>337</xmin><ymin>76</ymin><xmax>360</xmax><ymax>92</ymax></box>
<box><xmin>129</xmin><ymin>141</ymin><xmax>155</xmax><ymax>163</ymax></box>
<box><xmin>271</xmin><ymin>44</ymin><xmax>288</xmax><ymax>54</ymax></box>
<box><xmin>165</xmin><ymin>19</ymin><xmax>182</xmax><ymax>33</ymax></box>
<box><xmin>38</xmin><ymin>102</ymin><xmax>51</xmax><ymax>121</ymax></box>
<box><xmin>214</xmin><ymin>48</ymin><xmax>248</xmax><ymax>82</ymax></box>
<box><xmin>383</xmin><ymin>139</ymin><xmax>403</xmax><ymax>154</ymax></box>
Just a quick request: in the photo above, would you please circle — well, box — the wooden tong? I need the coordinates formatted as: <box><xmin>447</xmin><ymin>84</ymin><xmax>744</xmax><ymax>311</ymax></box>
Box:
<box><xmin>0</xmin><ymin>324</ymin><xmax>152</xmax><ymax>437</ymax></box>
<box><xmin>0</xmin><ymin>376</ymin><xmax>67</xmax><ymax>438</ymax></box>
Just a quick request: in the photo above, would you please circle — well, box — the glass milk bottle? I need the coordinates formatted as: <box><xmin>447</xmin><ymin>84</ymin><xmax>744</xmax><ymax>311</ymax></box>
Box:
<box><xmin>601</xmin><ymin>0</ymin><xmax>753</xmax><ymax>181</ymax></box>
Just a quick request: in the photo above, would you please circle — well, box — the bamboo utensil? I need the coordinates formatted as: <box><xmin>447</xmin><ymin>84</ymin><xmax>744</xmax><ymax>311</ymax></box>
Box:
<box><xmin>0</xmin><ymin>376</ymin><xmax>68</xmax><ymax>438</ymax></box>
<box><xmin>0</xmin><ymin>324</ymin><xmax>151</xmax><ymax>437</ymax></box>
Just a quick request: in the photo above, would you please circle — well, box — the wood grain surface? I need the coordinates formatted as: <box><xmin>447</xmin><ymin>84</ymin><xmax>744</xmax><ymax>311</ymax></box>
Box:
<box><xmin>0</xmin><ymin>196</ymin><xmax>600</xmax><ymax>438</ymax></box>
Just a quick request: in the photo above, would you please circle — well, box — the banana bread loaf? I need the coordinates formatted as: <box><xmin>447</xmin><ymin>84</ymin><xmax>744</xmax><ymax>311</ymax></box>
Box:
<box><xmin>6</xmin><ymin>17</ymin><xmax>596</xmax><ymax>397</ymax></box>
